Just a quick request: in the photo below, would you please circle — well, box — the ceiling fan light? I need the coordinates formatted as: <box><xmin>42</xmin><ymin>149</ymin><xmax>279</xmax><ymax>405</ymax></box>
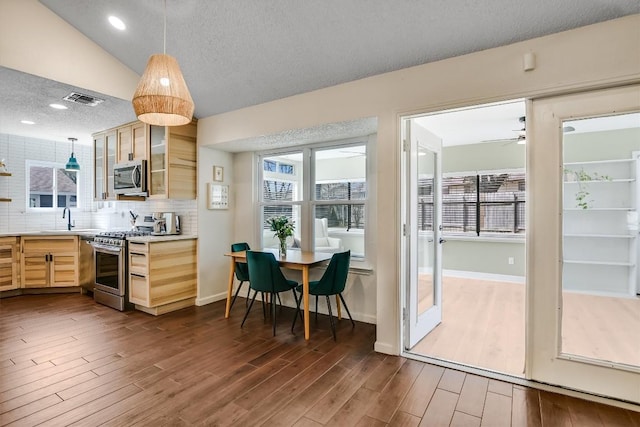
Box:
<box><xmin>132</xmin><ymin>54</ymin><xmax>194</xmax><ymax>126</ymax></box>
<box><xmin>517</xmin><ymin>138</ymin><xmax>526</xmax><ymax>145</ymax></box>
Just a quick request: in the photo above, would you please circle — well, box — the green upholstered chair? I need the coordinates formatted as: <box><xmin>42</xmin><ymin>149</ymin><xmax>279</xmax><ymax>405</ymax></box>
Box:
<box><xmin>292</xmin><ymin>250</ymin><xmax>354</xmax><ymax>340</ymax></box>
<box><xmin>242</xmin><ymin>250</ymin><xmax>299</xmax><ymax>336</ymax></box>
<box><xmin>229</xmin><ymin>242</ymin><xmax>251</xmax><ymax>311</ymax></box>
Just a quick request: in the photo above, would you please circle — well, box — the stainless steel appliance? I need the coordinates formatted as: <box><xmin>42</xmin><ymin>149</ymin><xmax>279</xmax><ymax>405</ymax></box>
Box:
<box><xmin>151</xmin><ymin>212</ymin><xmax>181</xmax><ymax>235</ymax></box>
<box><xmin>114</xmin><ymin>160</ymin><xmax>147</xmax><ymax>196</ymax></box>
<box><xmin>90</xmin><ymin>230</ymin><xmax>150</xmax><ymax>310</ymax></box>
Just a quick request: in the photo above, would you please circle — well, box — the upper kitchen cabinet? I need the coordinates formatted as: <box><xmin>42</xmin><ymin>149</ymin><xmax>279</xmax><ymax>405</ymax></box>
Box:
<box><xmin>117</xmin><ymin>121</ymin><xmax>148</xmax><ymax>163</ymax></box>
<box><xmin>94</xmin><ymin>130</ymin><xmax>117</xmax><ymax>200</ymax></box>
<box><xmin>148</xmin><ymin>120</ymin><xmax>197</xmax><ymax>200</ymax></box>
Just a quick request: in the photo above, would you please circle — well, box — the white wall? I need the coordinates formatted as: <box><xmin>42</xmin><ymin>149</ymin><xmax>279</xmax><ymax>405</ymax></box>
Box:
<box><xmin>196</xmin><ymin>146</ymin><xmax>234</xmax><ymax>305</ymax></box>
<box><xmin>0</xmin><ymin>0</ymin><xmax>139</xmax><ymax>101</ymax></box>
<box><xmin>197</xmin><ymin>16</ymin><xmax>640</xmax><ymax>355</ymax></box>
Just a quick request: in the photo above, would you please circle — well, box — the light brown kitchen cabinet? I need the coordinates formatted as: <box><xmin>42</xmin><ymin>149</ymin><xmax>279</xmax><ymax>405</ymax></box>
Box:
<box><xmin>21</xmin><ymin>236</ymin><xmax>80</xmax><ymax>288</ymax></box>
<box><xmin>0</xmin><ymin>236</ymin><xmax>20</xmax><ymax>291</ymax></box>
<box><xmin>117</xmin><ymin>121</ymin><xmax>148</xmax><ymax>163</ymax></box>
<box><xmin>148</xmin><ymin>120</ymin><xmax>197</xmax><ymax>200</ymax></box>
<box><xmin>94</xmin><ymin>130</ymin><xmax>117</xmax><ymax>200</ymax></box>
<box><xmin>128</xmin><ymin>238</ymin><xmax>197</xmax><ymax>315</ymax></box>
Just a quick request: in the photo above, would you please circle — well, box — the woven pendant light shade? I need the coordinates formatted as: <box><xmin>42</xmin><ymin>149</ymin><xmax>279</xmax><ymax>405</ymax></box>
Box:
<box><xmin>132</xmin><ymin>53</ymin><xmax>194</xmax><ymax>126</ymax></box>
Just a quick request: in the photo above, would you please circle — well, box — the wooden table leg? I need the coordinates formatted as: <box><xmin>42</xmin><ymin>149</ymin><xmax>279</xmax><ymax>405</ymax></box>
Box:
<box><xmin>224</xmin><ymin>257</ymin><xmax>236</xmax><ymax>318</ymax></box>
<box><xmin>336</xmin><ymin>295</ymin><xmax>342</xmax><ymax>320</ymax></box>
<box><xmin>303</xmin><ymin>266</ymin><xmax>310</xmax><ymax>340</ymax></box>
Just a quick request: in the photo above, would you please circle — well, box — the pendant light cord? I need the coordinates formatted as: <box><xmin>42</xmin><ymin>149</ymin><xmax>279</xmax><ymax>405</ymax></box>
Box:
<box><xmin>163</xmin><ymin>0</ymin><xmax>167</xmax><ymax>54</ymax></box>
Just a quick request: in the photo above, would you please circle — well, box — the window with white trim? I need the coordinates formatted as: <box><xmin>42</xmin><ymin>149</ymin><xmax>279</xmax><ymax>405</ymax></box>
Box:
<box><xmin>259</xmin><ymin>141</ymin><xmax>369</xmax><ymax>259</ymax></box>
<box><xmin>26</xmin><ymin>161</ymin><xmax>79</xmax><ymax>209</ymax></box>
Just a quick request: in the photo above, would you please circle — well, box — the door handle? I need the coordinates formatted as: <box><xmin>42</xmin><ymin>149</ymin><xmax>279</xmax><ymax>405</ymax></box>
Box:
<box><xmin>439</xmin><ymin>238</ymin><xmax>447</xmax><ymax>244</ymax></box>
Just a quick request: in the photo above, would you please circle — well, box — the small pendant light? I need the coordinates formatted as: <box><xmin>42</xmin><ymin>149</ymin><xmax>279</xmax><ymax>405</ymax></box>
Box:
<box><xmin>132</xmin><ymin>0</ymin><xmax>194</xmax><ymax>126</ymax></box>
<box><xmin>65</xmin><ymin>137</ymin><xmax>80</xmax><ymax>172</ymax></box>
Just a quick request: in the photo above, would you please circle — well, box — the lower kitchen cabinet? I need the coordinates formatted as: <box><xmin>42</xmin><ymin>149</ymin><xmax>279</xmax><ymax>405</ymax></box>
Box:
<box><xmin>21</xmin><ymin>236</ymin><xmax>92</xmax><ymax>289</ymax></box>
<box><xmin>0</xmin><ymin>236</ymin><xmax>20</xmax><ymax>291</ymax></box>
<box><xmin>128</xmin><ymin>238</ymin><xmax>197</xmax><ymax>315</ymax></box>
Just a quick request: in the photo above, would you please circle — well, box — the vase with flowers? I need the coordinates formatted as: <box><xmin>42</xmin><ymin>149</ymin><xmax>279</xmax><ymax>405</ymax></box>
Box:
<box><xmin>267</xmin><ymin>215</ymin><xmax>295</xmax><ymax>258</ymax></box>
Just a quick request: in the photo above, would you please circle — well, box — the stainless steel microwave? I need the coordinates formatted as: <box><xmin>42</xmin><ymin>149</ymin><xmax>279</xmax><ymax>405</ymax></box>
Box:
<box><xmin>114</xmin><ymin>160</ymin><xmax>147</xmax><ymax>196</ymax></box>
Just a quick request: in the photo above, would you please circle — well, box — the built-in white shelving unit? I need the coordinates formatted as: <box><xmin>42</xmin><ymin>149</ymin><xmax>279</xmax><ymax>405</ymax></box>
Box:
<box><xmin>562</xmin><ymin>157</ymin><xmax>638</xmax><ymax>296</ymax></box>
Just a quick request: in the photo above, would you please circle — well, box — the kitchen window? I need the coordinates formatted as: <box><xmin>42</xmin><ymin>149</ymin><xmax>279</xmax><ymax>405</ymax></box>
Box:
<box><xmin>258</xmin><ymin>140</ymin><xmax>370</xmax><ymax>261</ymax></box>
<box><xmin>26</xmin><ymin>160</ymin><xmax>79</xmax><ymax>209</ymax></box>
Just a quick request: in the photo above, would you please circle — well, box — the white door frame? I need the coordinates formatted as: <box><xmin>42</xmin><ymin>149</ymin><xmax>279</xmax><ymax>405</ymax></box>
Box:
<box><xmin>402</xmin><ymin>117</ymin><xmax>443</xmax><ymax>349</ymax></box>
<box><xmin>528</xmin><ymin>84</ymin><xmax>640</xmax><ymax>403</ymax></box>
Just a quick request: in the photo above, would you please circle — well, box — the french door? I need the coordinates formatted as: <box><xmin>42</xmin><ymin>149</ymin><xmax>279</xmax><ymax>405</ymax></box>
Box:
<box><xmin>529</xmin><ymin>85</ymin><xmax>640</xmax><ymax>403</ymax></box>
<box><xmin>403</xmin><ymin>117</ymin><xmax>443</xmax><ymax>349</ymax></box>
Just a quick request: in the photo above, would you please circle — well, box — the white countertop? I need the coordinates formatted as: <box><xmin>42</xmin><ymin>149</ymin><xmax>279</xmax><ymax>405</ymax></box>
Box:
<box><xmin>126</xmin><ymin>234</ymin><xmax>197</xmax><ymax>243</ymax></box>
<box><xmin>0</xmin><ymin>229</ymin><xmax>104</xmax><ymax>238</ymax></box>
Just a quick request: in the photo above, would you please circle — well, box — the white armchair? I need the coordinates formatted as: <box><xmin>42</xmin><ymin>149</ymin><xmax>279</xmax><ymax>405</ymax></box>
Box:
<box><xmin>315</xmin><ymin>218</ymin><xmax>343</xmax><ymax>253</ymax></box>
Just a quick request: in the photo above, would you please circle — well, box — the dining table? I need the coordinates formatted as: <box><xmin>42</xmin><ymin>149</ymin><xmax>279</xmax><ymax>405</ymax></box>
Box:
<box><xmin>224</xmin><ymin>248</ymin><xmax>334</xmax><ymax>340</ymax></box>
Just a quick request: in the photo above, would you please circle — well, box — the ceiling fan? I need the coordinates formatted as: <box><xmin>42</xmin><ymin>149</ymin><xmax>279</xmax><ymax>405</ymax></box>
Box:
<box><xmin>491</xmin><ymin>116</ymin><xmax>575</xmax><ymax>145</ymax></box>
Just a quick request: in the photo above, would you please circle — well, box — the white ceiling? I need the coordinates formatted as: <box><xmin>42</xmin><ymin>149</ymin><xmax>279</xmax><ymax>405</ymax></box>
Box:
<box><xmin>2</xmin><ymin>1</ymin><xmax>639</xmax><ymax>147</ymax></box>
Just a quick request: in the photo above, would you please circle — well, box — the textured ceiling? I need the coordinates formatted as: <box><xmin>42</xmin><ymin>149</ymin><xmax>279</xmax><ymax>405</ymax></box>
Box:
<box><xmin>3</xmin><ymin>1</ymin><xmax>639</xmax><ymax>147</ymax></box>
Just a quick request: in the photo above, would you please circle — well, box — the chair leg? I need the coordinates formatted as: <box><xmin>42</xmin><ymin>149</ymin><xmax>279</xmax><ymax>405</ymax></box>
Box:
<box><xmin>276</xmin><ymin>293</ymin><xmax>282</xmax><ymax>307</ymax></box>
<box><xmin>272</xmin><ymin>292</ymin><xmax>277</xmax><ymax>336</ymax></box>
<box><xmin>241</xmin><ymin>290</ymin><xmax>258</xmax><ymax>328</ymax></box>
<box><xmin>326</xmin><ymin>296</ymin><xmax>336</xmax><ymax>341</ymax></box>
<box><xmin>338</xmin><ymin>294</ymin><xmax>355</xmax><ymax>328</ymax></box>
<box><xmin>261</xmin><ymin>292</ymin><xmax>267</xmax><ymax>319</ymax></box>
<box><xmin>246</xmin><ymin>283</ymin><xmax>251</xmax><ymax>306</ymax></box>
<box><xmin>229</xmin><ymin>280</ymin><xmax>244</xmax><ymax>311</ymax></box>
<box><xmin>315</xmin><ymin>296</ymin><xmax>318</xmax><ymax>323</ymax></box>
<box><xmin>291</xmin><ymin>289</ymin><xmax>303</xmax><ymax>332</ymax></box>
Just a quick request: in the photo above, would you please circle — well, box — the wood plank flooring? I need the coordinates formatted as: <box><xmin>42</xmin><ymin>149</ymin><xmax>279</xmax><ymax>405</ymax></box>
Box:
<box><xmin>0</xmin><ymin>293</ymin><xmax>638</xmax><ymax>426</ymax></box>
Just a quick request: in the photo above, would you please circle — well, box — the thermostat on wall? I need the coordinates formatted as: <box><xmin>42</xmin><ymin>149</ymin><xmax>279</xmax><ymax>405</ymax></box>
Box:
<box><xmin>207</xmin><ymin>183</ymin><xmax>229</xmax><ymax>209</ymax></box>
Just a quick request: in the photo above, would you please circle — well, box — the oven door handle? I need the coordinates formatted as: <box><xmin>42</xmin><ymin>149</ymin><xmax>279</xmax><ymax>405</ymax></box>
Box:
<box><xmin>89</xmin><ymin>242</ymin><xmax>123</xmax><ymax>255</ymax></box>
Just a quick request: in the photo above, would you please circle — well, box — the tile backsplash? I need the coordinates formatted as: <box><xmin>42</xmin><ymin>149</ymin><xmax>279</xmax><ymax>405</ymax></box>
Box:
<box><xmin>0</xmin><ymin>134</ymin><xmax>197</xmax><ymax>234</ymax></box>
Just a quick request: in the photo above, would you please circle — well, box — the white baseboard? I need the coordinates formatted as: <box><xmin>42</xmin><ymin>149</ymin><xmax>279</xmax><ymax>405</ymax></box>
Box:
<box><xmin>375</xmin><ymin>341</ymin><xmax>398</xmax><ymax>355</ymax></box>
<box><xmin>196</xmin><ymin>292</ymin><xmax>228</xmax><ymax>306</ymax></box>
<box><xmin>444</xmin><ymin>269</ymin><xmax>525</xmax><ymax>284</ymax></box>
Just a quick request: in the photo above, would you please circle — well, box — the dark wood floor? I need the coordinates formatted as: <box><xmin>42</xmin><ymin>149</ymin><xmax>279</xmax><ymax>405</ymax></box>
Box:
<box><xmin>0</xmin><ymin>294</ymin><xmax>638</xmax><ymax>426</ymax></box>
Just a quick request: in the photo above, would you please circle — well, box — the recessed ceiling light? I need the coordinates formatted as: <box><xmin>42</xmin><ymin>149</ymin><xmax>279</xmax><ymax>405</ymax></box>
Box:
<box><xmin>49</xmin><ymin>103</ymin><xmax>68</xmax><ymax>110</ymax></box>
<box><xmin>21</xmin><ymin>120</ymin><xmax>35</xmax><ymax>125</ymax></box>
<box><xmin>108</xmin><ymin>15</ymin><xmax>126</xmax><ymax>30</ymax></box>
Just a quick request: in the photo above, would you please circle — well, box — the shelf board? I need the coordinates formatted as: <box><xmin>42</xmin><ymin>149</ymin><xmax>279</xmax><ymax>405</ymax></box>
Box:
<box><xmin>564</xmin><ymin>179</ymin><xmax>634</xmax><ymax>184</ymax></box>
<box><xmin>564</xmin><ymin>260</ymin><xmax>635</xmax><ymax>267</ymax></box>
<box><xmin>564</xmin><ymin>159</ymin><xmax>634</xmax><ymax>166</ymax></box>
<box><xmin>0</xmin><ymin>198</ymin><xmax>11</xmax><ymax>202</ymax></box>
<box><xmin>564</xmin><ymin>234</ymin><xmax>635</xmax><ymax>239</ymax></box>
<box><xmin>0</xmin><ymin>172</ymin><xmax>11</xmax><ymax>177</ymax></box>
<box><xmin>564</xmin><ymin>207</ymin><xmax>635</xmax><ymax>211</ymax></box>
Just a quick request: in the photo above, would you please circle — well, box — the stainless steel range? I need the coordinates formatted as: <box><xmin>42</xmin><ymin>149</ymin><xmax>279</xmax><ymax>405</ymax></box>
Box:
<box><xmin>90</xmin><ymin>230</ymin><xmax>150</xmax><ymax>311</ymax></box>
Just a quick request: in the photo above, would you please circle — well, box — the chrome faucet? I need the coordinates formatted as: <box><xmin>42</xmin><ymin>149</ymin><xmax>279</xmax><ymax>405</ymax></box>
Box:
<box><xmin>62</xmin><ymin>207</ymin><xmax>74</xmax><ymax>231</ymax></box>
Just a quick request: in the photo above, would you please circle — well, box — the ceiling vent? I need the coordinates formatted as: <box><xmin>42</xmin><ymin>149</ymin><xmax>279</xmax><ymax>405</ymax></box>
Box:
<box><xmin>63</xmin><ymin>92</ymin><xmax>104</xmax><ymax>107</ymax></box>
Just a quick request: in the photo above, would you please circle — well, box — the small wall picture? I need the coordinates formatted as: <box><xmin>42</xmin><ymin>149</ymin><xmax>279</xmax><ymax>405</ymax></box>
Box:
<box><xmin>213</xmin><ymin>165</ymin><xmax>224</xmax><ymax>182</ymax></box>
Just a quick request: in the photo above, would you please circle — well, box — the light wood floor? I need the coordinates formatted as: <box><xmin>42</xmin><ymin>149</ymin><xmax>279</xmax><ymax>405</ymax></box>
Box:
<box><xmin>412</xmin><ymin>276</ymin><xmax>640</xmax><ymax>376</ymax></box>
<box><xmin>2</xmin><ymin>294</ymin><xmax>638</xmax><ymax>426</ymax></box>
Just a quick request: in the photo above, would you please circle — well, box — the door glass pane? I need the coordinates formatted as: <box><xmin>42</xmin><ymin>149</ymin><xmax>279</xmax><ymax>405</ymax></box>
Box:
<box><xmin>105</xmin><ymin>132</ymin><xmax>116</xmax><ymax>197</ymax></box>
<box><xmin>418</xmin><ymin>145</ymin><xmax>436</xmax><ymax>314</ymax></box>
<box><xmin>562</xmin><ymin>112</ymin><xmax>640</xmax><ymax>368</ymax></box>
<box><xmin>149</xmin><ymin>126</ymin><xmax>166</xmax><ymax>196</ymax></box>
